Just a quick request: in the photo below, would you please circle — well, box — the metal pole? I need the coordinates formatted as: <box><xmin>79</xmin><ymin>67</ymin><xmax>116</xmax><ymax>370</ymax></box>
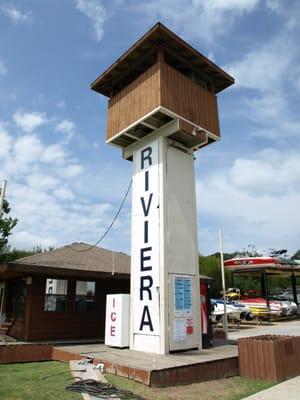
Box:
<box><xmin>231</xmin><ymin>272</ymin><xmax>235</xmax><ymax>288</ymax></box>
<box><xmin>291</xmin><ymin>272</ymin><xmax>298</xmax><ymax>305</ymax></box>
<box><xmin>219</xmin><ymin>228</ymin><xmax>228</xmax><ymax>340</ymax></box>
<box><xmin>263</xmin><ymin>272</ymin><xmax>270</xmax><ymax>309</ymax></box>
<box><xmin>0</xmin><ymin>180</ymin><xmax>7</xmax><ymax>214</ymax></box>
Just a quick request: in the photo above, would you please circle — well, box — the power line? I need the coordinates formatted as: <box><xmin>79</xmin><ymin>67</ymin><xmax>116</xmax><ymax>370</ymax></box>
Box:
<box><xmin>68</xmin><ymin>179</ymin><xmax>132</xmax><ymax>253</ymax></box>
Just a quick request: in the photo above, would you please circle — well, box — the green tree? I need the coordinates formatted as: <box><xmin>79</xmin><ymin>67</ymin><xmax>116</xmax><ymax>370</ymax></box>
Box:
<box><xmin>0</xmin><ymin>248</ymin><xmax>38</xmax><ymax>263</ymax></box>
<box><xmin>199</xmin><ymin>252</ymin><xmax>262</xmax><ymax>297</ymax></box>
<box><xmin>0</xmin><ymin>198</ymin><xmax>18</xmax><ymax>254</ymax></box>
<box><xmin>199</xmin><ymin>254</ymin><xmax>232</xmax><ymax>297</ymax></box>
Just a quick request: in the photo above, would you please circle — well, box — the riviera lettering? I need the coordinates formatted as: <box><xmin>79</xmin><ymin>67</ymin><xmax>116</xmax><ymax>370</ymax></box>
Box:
<box><xmin>139</xmin><ymin>146</ymin><xmax>154</xmax><ymax>332</ymax></box>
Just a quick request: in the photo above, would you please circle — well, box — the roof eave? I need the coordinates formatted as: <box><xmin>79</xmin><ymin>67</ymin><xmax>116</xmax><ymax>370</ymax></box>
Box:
<box><xmin>7</xmin><ymin>262</ymin><xmax>130</xmax><ymax>279</ymax></box>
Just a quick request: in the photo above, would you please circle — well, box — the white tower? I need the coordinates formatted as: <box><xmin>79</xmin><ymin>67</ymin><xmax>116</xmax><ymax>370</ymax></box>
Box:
<box><xmin>91</xmin><ymin>23</ymin><xmax>234</xmax><ymax>354</ymax></box>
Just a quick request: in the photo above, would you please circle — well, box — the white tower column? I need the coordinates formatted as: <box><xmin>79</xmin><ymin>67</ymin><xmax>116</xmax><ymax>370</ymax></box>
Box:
<box><xmin>130</xmin><ymin>135</ymin><xmax>201</xmax><ymax>354</ymax></box>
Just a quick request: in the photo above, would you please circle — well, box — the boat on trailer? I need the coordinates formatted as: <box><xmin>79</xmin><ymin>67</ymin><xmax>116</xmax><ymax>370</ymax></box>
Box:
<box><xmin>224</xmin><ymin>255</ymin><xmax>299</xmax><ymax>272</ymax></box>
<box><xmin>224</xmin><ymin>256</ymin><xmax>282</xmax><ymax>271</ymax></box>
<box><xmin>224</xmin><ymin>256</ymin><xmax>299</xmax><ymax>318</ymax></box>
<box><xmin>211</xmin><ymin>298</ymin><xmax>253</xmax><ymax>322</ymax></box>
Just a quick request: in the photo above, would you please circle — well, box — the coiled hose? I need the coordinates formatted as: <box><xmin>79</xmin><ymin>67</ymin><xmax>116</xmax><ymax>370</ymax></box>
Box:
<box><xmin>66</xmin><ymin>378</ymin><xmax>146</xmax><ymax>399</ymax></box>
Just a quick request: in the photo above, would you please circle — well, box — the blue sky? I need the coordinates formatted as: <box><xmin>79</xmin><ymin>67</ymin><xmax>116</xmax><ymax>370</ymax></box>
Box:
<box><xmin>0</xmin><ymin>0</ymin><xmax>300</xmax><ymax>256</ymax></box>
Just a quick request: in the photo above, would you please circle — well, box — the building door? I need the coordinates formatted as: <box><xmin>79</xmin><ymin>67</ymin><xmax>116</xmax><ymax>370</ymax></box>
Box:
<box><xmin>200</xmin><ymin>281</ymin><xmax>213</xmax><ymax>348</ymax></box>
<box><xmin>5</xmin><ymin>279</ymin><xmax>27</xmax><ymax>320</ymax></box>
<box><xmin>6</xmin><ymin>280</ymin><xmax>18</xmax><ymax>319</ymax></box>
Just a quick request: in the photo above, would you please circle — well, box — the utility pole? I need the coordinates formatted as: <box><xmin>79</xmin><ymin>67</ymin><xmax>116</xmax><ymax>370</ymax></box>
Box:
<box><xmin>219</xmin><ymin>228</ymin><xmax>228</xmax><ymax>340</ymax></box>
<box><xmin>0</xmin><ymin>180</ymin><xmax>7</xmax><ymax>214</ymax></box>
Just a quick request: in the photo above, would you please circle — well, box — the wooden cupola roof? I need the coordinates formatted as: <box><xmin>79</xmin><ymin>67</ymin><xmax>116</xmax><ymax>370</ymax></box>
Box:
<box><xmin>91</xmin><ymin>22</ymin><xmax>234</xmax><ymax>97</ymax></box>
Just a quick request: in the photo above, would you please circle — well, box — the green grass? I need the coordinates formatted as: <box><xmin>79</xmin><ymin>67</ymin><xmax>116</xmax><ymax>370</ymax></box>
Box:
<box><xmin>0</xmin><ymin>361</ymin><xmax>275</xmax><ymax>400</ymax></box>
<box><xmin>0</xmin><ymin>361</ymin><xmax>81</xmax><ymax>400</ymax></box>
<box><xmin>106</xmin><ymin>374</ymin><xmax>275</xmax><ymax>400</ymax></box>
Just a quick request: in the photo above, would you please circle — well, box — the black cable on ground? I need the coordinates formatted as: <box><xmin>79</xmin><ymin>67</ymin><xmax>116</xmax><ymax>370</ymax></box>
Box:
<box><xmin>41</xmin><ymin>369</ymin><xmax>86</xmax><ymax>380</ymax></box>
<box><xmin>66</xmin><ymin>378</ymin><xmax>146</xmax><ymax>400</ymax></box>
<box><xmin>67</xmin><ymin>179</ymin><xmax>132</xmax><ymax>253</ymax></box>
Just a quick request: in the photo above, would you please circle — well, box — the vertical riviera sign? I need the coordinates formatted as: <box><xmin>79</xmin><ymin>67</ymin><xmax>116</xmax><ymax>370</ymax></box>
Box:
<box><xmin>130</xmin><ymin>136</ymin><xmax>201</xmax><ymax>354</ymax></box>
<box><xmin>131</xmin><ymin>140</ymin><xmax>161</xmax><ymax>352</ymax></box>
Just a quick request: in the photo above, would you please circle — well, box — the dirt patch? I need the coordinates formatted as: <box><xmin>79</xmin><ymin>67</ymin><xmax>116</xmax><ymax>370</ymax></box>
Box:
<box><xmin>106</xmin><ymin>374</ymin><xmax>275</xmax><ymax>400</ymax></box>
<box><xmin>149</xmin><ymin>378</ymin><xmax>260</xmax><ymax>400</ymax></box>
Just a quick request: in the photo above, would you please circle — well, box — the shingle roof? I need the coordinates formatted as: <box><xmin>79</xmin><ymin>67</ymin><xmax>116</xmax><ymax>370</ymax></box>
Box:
<box><xmin>10</xmin><ymin>242</ymin><xmax>130</xmax><ymax>276</ymax></box>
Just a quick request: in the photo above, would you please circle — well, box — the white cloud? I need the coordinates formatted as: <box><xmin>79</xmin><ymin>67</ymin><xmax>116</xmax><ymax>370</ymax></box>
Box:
<box><xmin>208</xmin><ymin>0</ymin><xmax>259</xmax><ymax>11</ymax></box>
<box><xmin>246</xmin><ymin>92</ymin><xmax>286</xmax><ymax>121</ymax></box>
<box><xmin>137</xmin><ymin>0</ymin><xmax>259</xmax><ymax>43</ymax></box>
<box><xmin>75</xmin><ymin>0</ymin><xmax>107</xmax><ymax>41</ymax></box>
<box><xmin>10</xmin><ymin>231</ymin><xmax>58</xmax><ymax>249</ymax></box>
<box><xmin>242</xmin><ymin>92</ymin><xmax>300</xmax><ymax>140</ymax></box>
<box><xmin>296</xmin><ymin>75</ymin><xmax>300</xmax><ymax>93</ymax></box>
<box><xmin>0</xmin><ymin>4</ymin><xmax>31</xmax><ymax>24</ymax></box>
<box><xmin>0</xmin><ymin>123</ymin><xmax>12</xmax><ymax>158</ymax></box>
<box><xmin>8</xmin><ymin>177</ymin><xmax>118</xmax><ymax>251</ymax></box>
<box><xmin>0</xmin><ymin>120</ymin><xmax>124</xmax><ymax>252</ymax></box>
<box><xmin>286</xmin><ymin>16</ymin><xmax>298</xmax><ymax>30</ymax></box>
<box><xmin>225</xmin><ymin>27</ymin><xmax>300</xmax><ymax>141</ymax></box>
<box><xmin>0</xmin><ymin>58</ymin><xmax>7</xmax><ymax>75</ymax></box>
<box><xmin>226</xmin><ymin>35</ymin><xmax>295</xmax><ymax>92</ymax></box>
<box><xmin>59</xmin><ymin>164</ymin><xmax>83</xmax><ymax>178</ymax></box>
<box><xmin>42</xmin><ymin>144</ymin><xmax>66</xmax><ymax>164</ymax></box>
<box><xmin>55</xmin><ymin>119</ymin><xmax>75</xmax><ymax>134</ymax></box>
<box><xmin>13</xmin><ymin>109</ymin><xmax>47</xmax><ymax>133</ymax></box>
<box><xmin>53</xmin><ymin>187</ymin><xmax>75</xmax><ymax>201</ymax></box>
<box><xmin>207</xmin><ymin>52</ymin><xmax>216</xmax><ymax>63</ymax></box>
<box><xmin>197</xmin><ymin>149</ymin><xmax>300</xmax><ymax>254</ymax></box>
<box><xmin>55</xmin><ymin>119</ymin><xmax>75</xmax><ymax>142</ymax></box>
<box><xmin>14</xmin><ymin>134</ymin><xmax>43</xmax><ymax>164</ymax></box>
<box><xmin>264</xmin><ymin>0</ymin><xmax>300</xmax><ymax>30</ymax></box>
<box><xmin>229</xmin><ymin>150</ymin><xmax>300</xmax><ymax>196</ymax></box>
<box><xmin>26</xmin><ymin>173</ymin><xmax>59</xmax><ymax>191</ymax></box>
<box><xmin>265</xmin><ymin>0</ymin><xmax>282</xmax><ymax>11</ymax></box>
<box><xmin>56</xmin><ymin>99</ymin><xmax>66</xmax><ymax>110</ymax></box>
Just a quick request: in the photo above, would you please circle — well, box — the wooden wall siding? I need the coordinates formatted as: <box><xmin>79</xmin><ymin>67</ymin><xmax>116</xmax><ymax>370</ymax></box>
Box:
<box><xmin>100</xmin><ymin>357</ymin><xmax>237</xmax><ymax>387</ymax></box>
<box><xmin>107</xmin><ymin>62</ymin><xmax>161</xmax><ymax>141</ymax></box>
<box><xmin>0</xmin><ymin>344</ymin><xmax>82</xmax><ymax>364</ymax></box>
<box><xmin>160</xmin><ymin>62</ymin><xmax>220</xmax><ymax>137</ymax></box>
<box><xmin>8</xmin><ymin>320</ymin><xmax>25</xmax><ymax>339</ymax></box>
<box><xmin>106</xmin><ymin>61</ymin><xmax>220</xmax><ymax>142</ymax></box>
<box><xmin>0</xmin><ymin>344</ymin><xmax>53</xmax><ymax>364</ymax></box>
<box><xmin>20</xmin><ymin>275</ymin><xmax>130</xmax><ymax>341</ymax></box>
<box><xmin>238</xmin><ymin>336</ymin><xmax>300</xmax><ymax>381</ymax></box>
<box><xmin>150</xmin><ymin>357</ymin><xmax>238</xmax><ymax>387</ymax></box>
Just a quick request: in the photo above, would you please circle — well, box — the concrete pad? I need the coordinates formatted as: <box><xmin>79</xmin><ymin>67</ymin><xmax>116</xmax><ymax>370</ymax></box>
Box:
<box><xmin>229</xmin><ymin>319</ymin><xmax>300</xmax><ymax>341</ymax></box>
<box><xmin>69</xmin><ymin>360</ymin><xmax>116</xmax><ymax>400</ymax></box>
<box><xmin>54</xmin><ymin>343</ymin><xmax>238</xmax><ymax>386</ymax></box>
<box><xmin>242</xmin><ymin>375</ymin><xmax>300</xmax><ymax>400</ymax></box>
<box><xmin>56</xmin><ymin>343</ymin><xmax>238</xmax><ymax>370</ymax></box>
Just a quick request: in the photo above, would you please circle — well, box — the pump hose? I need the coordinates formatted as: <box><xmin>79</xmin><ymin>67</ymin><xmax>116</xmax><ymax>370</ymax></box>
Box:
<box><xmin>66</xmin><ymin>379</ymin><xmax>146</xmax><ymax>399</ymax></box>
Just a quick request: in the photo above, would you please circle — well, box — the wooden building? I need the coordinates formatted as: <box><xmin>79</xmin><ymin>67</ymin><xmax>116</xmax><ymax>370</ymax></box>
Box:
<box><xmin>91</xmin><ymin>22</ymin><xmax>234</xmax><ymax>156</ymax></box>
<box><xmin>0</xmin><ymin>243</ymin><xmax>130</xmax><ymax>341</ymax></box>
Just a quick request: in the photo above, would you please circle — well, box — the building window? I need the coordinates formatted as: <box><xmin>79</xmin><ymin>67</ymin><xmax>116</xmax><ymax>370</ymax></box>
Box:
<box><xmin>164</xmin><ymin>55</ymin><xmax>212</xmax><ymax>92</ymax></box>
<box><xmin>75</xmin><ymin>281</ymin><xmax>96</xmax><ymax>312</ymax></box>
<box><xmin>44</xmin><ymin>279</ymin><xmax>68</xmax><ymax>312</ymax></box>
